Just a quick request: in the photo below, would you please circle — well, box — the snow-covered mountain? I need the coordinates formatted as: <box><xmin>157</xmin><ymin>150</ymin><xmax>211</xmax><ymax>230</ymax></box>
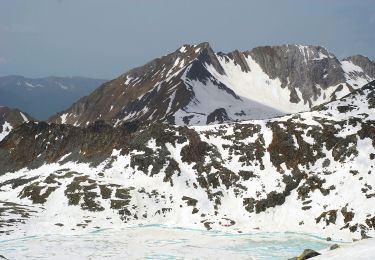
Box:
<box><xmin>0</xmin><ymin>106</ymin><xmax>34</xmax><ymax>141</ymax></box>
<box><xmin>0</xmin><ymin>76</ymin><xmax>107</xmax><ymax>120</ymax></box>
<box><xmin>1</xmin><ymin>80</ymin><xmax>374</xmax><ymax>241</ymax></box>
<box><xmin>50</xmin><ymin>42</ymin><xmax>375</xmax><ymax>126</ymax></box>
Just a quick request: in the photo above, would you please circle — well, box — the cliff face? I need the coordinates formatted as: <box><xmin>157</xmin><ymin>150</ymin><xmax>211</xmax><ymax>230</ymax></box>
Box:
<box><xmin>248</xmin><ymin>45</ymin><xmax>346</xmax><ymax>102</ymax></box>
<box><xmin>1</xmin><ymin>80</ymin><xmax>374</xmax><ymax>240</ymax></box>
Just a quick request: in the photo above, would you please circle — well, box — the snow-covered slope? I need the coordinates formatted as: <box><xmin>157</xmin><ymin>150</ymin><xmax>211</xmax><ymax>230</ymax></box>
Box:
<box><xmin>316</xmin><ymin>238</ymin><xmax>375</xmax><ymax>259</ymax></box>
<box><xmin>50</xmin><ymin>43</ymin><xmax>375</xmax><ymax>126</ymax></box>
<box><xmin>1</xmin><ymin>80</ymin><xmax>374</xmax><ymax>241</ymax></box>
<box><xmin>0</xmin><ymin>106</ymin><xmax>34</xmax><ymax>141</ymax></box>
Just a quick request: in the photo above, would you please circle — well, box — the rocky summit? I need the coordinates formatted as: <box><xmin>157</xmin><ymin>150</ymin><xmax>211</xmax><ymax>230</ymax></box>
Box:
<box><xmin>1</xmin><ymin>79</ymin><xmax>374</xmax><ymax>240</ymax></box>
<box><xmin>50</xmin><ymin>42</ymin><xmax>375</xmax><ymax>126</ymax></box>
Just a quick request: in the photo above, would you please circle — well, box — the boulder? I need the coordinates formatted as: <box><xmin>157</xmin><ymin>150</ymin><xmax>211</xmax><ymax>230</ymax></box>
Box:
<box><xmin>299</xmin><ymin>249</ymin><xmax>321</xmax><ymax>259</ymax></box>
<box><xmin>289</xmin><ymin>249</ymin><xmax>321</xmax><ymax>260</ymax></box>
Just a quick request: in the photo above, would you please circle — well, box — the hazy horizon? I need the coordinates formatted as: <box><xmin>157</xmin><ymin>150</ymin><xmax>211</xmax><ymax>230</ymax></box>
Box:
<box><xmin>1</xmin><ymin>0</ymin><xmax>375</xmax><ymax>79</ymax></box>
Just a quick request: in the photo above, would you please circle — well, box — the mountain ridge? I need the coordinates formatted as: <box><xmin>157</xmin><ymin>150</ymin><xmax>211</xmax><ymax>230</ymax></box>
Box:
<box><xmin>50</xmin><ymin>42</ymin><xmax>375</xmax><ymax>126</ymax></box>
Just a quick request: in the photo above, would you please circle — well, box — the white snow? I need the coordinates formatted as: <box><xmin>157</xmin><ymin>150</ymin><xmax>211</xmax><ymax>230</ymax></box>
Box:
<box><xmin>56</xmin><ymin>81</ymin><xmax>69</xmax><ymax>90</ymax></box>
<box><xmin>342</xmin><ymin>60</ymin><xmax>365</xmax><ymax>74</ymax></box>
<box><xmin>313</xmin><ymin>51</ymin><xmax>329</xmax><ymax>60</ymax></box>
<box><xmin>20</xmin><ymin>112</ymin><xmax>29</xmax><ymax>122</ymax></box>
<box><xmin>208</xmin><ymin>54</ymin><xmax>309</xmax><ymax>113</ymax></box>
<box><xmin>0</xmin><ymin>121</ymin><xmax>13</xmax><ymax>141</ymax></box>
<box><xmin>124</xmin><ymin>76</ymin><xmax>133</xmax><ymax>85</ymax></box>
<box><xmin>179</xmin><ymin>46</ymin><xmax>187</xmax><ymax>53</ymax></box>
<box><xmin>173</xmin><ymin>63</ymin><xmax>284</xmax><ymax>125</ymax></box>
<box><xmin>60</xmin><ymin>113</ymin><xmax>68</xmax><ymax>124</ymax></box>
<box><xmin>24</xmin><ymin>81</ymin><xmax>37</xmax><ymax>88</ymax></box>
<box><xmin>296</xmin><ymin>44</ymin><xmax>310</xmax><ymax>63</ymax></box>
<box><xmin>0</xmin><ymin>226</ymin><xmax>333</xmax><ymax>260</ymax></box>
<box><xmin>341</xmin><ymin>60</ymin><xmax>373</xmax><ymax>87</ymax></box>
<box><xmin>316</xmin><ymin>238</ymin><xmax>375</xmax><ymax>260</ymax></box>
<box><xmin>58</xmin><ymin>152</ymin><xmax>72</xmax><ymax>162</ymax></box>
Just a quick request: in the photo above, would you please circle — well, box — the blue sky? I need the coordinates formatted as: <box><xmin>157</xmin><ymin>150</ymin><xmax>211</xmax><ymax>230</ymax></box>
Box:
<box><xmin>1</xmin><ymin>0</ymin><xmax>374</xmax><ymax>79</ymax></box>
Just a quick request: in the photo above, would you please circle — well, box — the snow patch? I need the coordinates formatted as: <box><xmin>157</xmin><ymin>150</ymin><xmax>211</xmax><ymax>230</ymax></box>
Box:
<box><xmin>179</xmin><ymin>46</ymin><xmax>187</xmax><ymax>53</ymax></box>
<box><xmin>20</xmin><ymin>112</ymin><xmax>29</xmax><ymax>122</ymax></box>
<box><xmin>0</xmin><ymin>121</ymin><xmax>13</xmax><ymax>141</ymax></box>
<box><xmin>60</xmin><ymin>113</ymin><xmax>68</xmax><ymax>124</ymax></box>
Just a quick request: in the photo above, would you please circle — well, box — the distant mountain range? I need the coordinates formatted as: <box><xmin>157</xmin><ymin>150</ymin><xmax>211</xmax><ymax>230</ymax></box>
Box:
<box><xmin>49</xmin><ymin>42</ymin><xmax>375</xmax><ymax>126</ymax></box>
<box><xmin>0</xmin><ymin>76</ymin><xmax>107</xmax><ymax>120</ymax></box>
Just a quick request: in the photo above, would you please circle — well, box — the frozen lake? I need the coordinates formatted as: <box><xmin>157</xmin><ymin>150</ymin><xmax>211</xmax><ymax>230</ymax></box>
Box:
<box><xmin>0</xmin><ymin>225</ymin><xmax>335</xmax><ymax>259</ymax></box>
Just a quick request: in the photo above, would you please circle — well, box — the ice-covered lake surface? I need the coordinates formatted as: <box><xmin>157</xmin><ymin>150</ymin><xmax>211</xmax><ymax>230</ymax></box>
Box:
<box><xmin>0</xmin><ymin>225</ymin><xmax>336</xmax><ymax>259</ymax></box>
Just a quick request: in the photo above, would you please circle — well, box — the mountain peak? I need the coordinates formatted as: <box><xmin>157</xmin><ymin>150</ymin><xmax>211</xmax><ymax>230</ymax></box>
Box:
<box><xmin>49</xmin><ymin>42</ymin><xmax>375</xmax><ymax>127</ymax></box>
<box><xmin>177</xmin><ymin>42</ymin><xmax>211</xmax><ymax>53</ymax></box>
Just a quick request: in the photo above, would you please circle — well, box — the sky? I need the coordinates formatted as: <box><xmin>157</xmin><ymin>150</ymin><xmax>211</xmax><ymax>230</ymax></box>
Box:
<box><xmin>0</xmin><ymin>0</ymin><xmax>375</xmax><ymax>79</ymax></box>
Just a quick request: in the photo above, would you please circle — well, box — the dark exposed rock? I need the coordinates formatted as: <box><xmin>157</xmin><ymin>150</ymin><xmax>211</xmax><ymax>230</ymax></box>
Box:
<box><xmin>238</xmin><ymin>170</ymin><xmax>255</xmax><ymax>181</ymax></box>
<box><xmin>299</xmin><ymin>249</ymin><xmax>321</xmax><ymax>259</ymax></box>
<box><xmin>182</xmin><ymin>196</ymin><xmax>198</xmax><ymax>207</ymax></box>
<box><xmin>248</xmin><ymin>45</ymin><xmax>346</xmax><ymax>103</ymax></box>
<box><xmin>206</xmin><ymin>108</ymin><xmax>229</xmax><ymax>124</ymax></box>
<box><xmin>288</xmin><ymin>248</ymin><xmax>321</xmax><ymax>260</ymax></box>
<box><xmin>243</xmin><ymin>170</ymin><xmax>303</xmax><ymax>213</ymax></box>
<box><xmin>298</xmin><ymin>175</ymin><xmax>333</xmax><ymax>200</ymax></box>
<box><xmin>341</xmin><ymin>207</ymin><xmax>355</xmax><ymax>223</ymax></box>
<box><xmin>366</xmin><ymin>216</ymin><xmax>375</xmax><ymax>229</ymax></box>
<box><xmin>19</xmin><ymin>183</ymin><xmax>57</xmax><ymax>204</ymax></box>
<box><xmin>316</xmin><ymin>210</ymin><xmax>338</xmax><ymax>225</ymax></box>
<box><xmin>180</xmin><ymin>128</ymin><xmax>210</xmax><ymax>164</ymax></box>
<box><xmin>330</xmin><ymin>244</ymin><xmax>340</xmax><ymax>250</ymax></box>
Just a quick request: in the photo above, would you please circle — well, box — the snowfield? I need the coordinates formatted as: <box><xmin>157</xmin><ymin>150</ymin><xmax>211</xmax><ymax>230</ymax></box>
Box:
<box><xmin>316</xmin><ymin>238</ymin><xmax>375</xmax><ymax>260</ymax></box>
<box><xmin>0</xmin><ymin>226</ymin><xmax>335</xmax><ymax>260</ymax></box>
